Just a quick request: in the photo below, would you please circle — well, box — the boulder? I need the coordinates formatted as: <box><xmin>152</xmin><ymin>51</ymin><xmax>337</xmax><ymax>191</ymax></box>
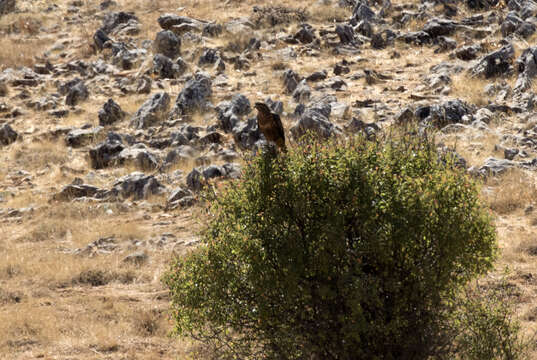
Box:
<box><xmin>290</xmin><ymin>95</ymin><xmax>341</xmax><ymax>139</ymax></box>
<box><xmin>153</xmin><ymin>30</ymin><xmax>181</xmax><ymax>59</ymax></box>
<box><xmin>100</xmin><ymin>11</ymin><xmax>139</xmax><ymax>35</ymax></box>
<box><xmin>153</xmin><ymin>54</ymin><xmax>186</xmax><ymax>79</ymax></box>
<box><xmin>170</xmin><ymin>72</ymin><xmax>212</xmax><ymax>117</ymax></box>
<box><xmin>117</xmin><ymin>146</ymin><xmax>159</xmax><ymax>171</ymax></box>
<box><xmin>112</xmin><ymin>172</ymin><xmax>165</xmax><ymax>200</ymax></box>
<box><xmin>98</xmin><ymin>99</ymin><xmax>125</xmax><ymax>126</ymax></box>
<box><xmin>89</xmin><ymin>135</ymin><xmax>125</xmax><ymax>169</ymax></box>
<box><xmin>471</xmin><ymin>44</ymin><xmax>514</xmax><ymax>78</ymax></box>
<box><xmin>514</xmin><ymin>47</ymin><xmax>537</xmax><ymax>93</ymax></box>
<box><xmin>66</xmin><ymin>126</ymin><xmax>104</xmax><ymax>148</ymax></box>
<box><xmin>0</xmin><ymin>124</ymin><xmax>18</xmax><ymax>145</ymax></box>
<box><xmin>65</xmin><ymin>81</ymin><xmax>89</xmax><ymax>107</ymax></box>
<box><xmin>131</xmin><ymin>92</ymin><xmax>170</xmax><ymax>129</ymax></box>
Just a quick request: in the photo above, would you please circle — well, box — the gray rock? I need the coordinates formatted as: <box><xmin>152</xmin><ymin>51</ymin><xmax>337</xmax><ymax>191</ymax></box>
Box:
<box><xmin>198</xmin><ymin>48</ymin><xmax>219</xmax><ymax>66</ymax></box>
<box><xmin>100</xmin><ymin>11</ymin><xmax>139</xmax><ymax>35</ymax></box>
<box><xmin>422</xmin><ymin>18</ymin><xmax>457</xmax><ymax>38</ymax></box>
<box><xmin>89</xmin><ymin>136</ymin><xmax>125</xmax><ymax>169</ymax></box>
<box><xmin>153</xmin><ymin>30</ymin><xmax>181</xmax><ymax>59</ymax></box>
<box><xmin>0</xmin><ymin>0</ymin><xmax>15</xmax><ymax>15</ymax></box>
<box><xmin>471</xmin><ymin>157</ymin><xmax>517</xmax><ymax>176</ymax></box>
<box><xmin>168</xmin><ymin>187</ymin><xmax>192</xmax><ymax>203</ymax></box>
<box><xmin>351</xmin><ymin>3</ymin><xmax>375</xmax><ymax>24</ymax></box>
<box><xmin>294</xmin><ymin>24</ymin><xmax>315</xmax><ymax>44</ymax></box>
<box><xmin>306</xmin><ymin>70</ymin><xmax>327</xmax><ymax>82</ymax></box>
<box><xmin>131</xmin><ymin>92</ymin><xmax>170</xmax><ymax>129</ymax></box>
<box><xmin>170</xmin><ymin>72</ymin><xmax>212</xmax><ymax>117</ymax></box>
<box><xmin>232</xmin><ymin>117</ymin><xmax>261</xmax><ymax>150</ymax></box>
<box><xmin>292</xmin><ymin>79</ymin><xmax>311</xmax><ymax>103</ymax></box>
<box><xmin>65</xmin><ymin>81</ymin><xmax>89</xmax><ymax>107</ymax></box>
<box><xmin>283</xmin><ymin>69</ymin><xmax>301</xmax><ymax>94</ymax></box>
<box><xmin>53</xmin><ymin>184</ymin><xmax>102</xmax><ymax>201</ymax></box>
<box><xmin>471</xmin><ymin>44</ymin><xmax>514</xmax><ymax>78</ymax></box>
<box><xmin>399</xmin><ymin>31</ymin><xmax>431</xmax><ymax>45</ymax></box>
<box><xmin>93</xmin><ymin>29</ymin><xmax>111</xmax><ymax>51</ymax></box>
<box><xmin>66</xmin><ymin>126</ymin><xmax>104</xmax><ymax>148</ymax></box>
<box><xmin>112</xmin><ymin>172</ymin><xmax>165</xmax><ymax>200</ymax></box>
<box><xmin>0</xmin><ymin>124</ymin><xmax>18</xmax><ymax>145</ymax></box>
<box><xmin>290</xmin><ymin>95</ymin><xmax>341</xmax><ymax>139</ymax></box>
<box><xmin>118</xmin><ymin>147</ymin><xmax>159</xmax><ymax>171</ymax></box>
<box><xmin>157</xmin><ymin>13</ymin><xmax>206</xmax><ymax>30</ymax></box>
<box><xmin>501</xmin><ymin>12</ymin><xmax>536</xmax><ymax>38</ymax></box>
<box><xmin>186</xmin><ymin>168</ymin><xmax>203</xmax><ymax>191</ymax></box>
<box><xmin>123</xmin><ymin>252</ymin><xmax>148</xmax><ymax>266</ymax></box>
<box><xmin>98</xmin><ymin>99</ymin><xmax>125</xmax><ymax>126</ymax></box>
<box><xmin>515</xmin><ymin>47</ymin><xmax>537</xmax><ymax>93</ymax></box>
<box><xmin>335</xmin><ymin>24</ymin><xmax>355</xmax><ymax>44</ymax></box>
<box><xmin>153</xmin><ymin>54</ymin><xmax>185</xmax><ymax>79</ymax></box>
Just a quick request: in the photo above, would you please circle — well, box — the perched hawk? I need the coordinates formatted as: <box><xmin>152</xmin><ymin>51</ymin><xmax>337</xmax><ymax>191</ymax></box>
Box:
<box><xmin>255</xmin><ymin>102</ymin><xmax>286</xmax><ymax>152</ymax></box>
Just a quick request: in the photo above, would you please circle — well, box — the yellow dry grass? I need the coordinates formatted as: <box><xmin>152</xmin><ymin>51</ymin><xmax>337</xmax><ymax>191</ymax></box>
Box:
<box><xmin>484</xmin><ymin>168</ymin><xmax>537</xmax><ymax>215</ymax></box>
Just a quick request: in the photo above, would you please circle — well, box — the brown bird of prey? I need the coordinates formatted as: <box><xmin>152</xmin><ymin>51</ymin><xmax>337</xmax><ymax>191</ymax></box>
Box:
<box><xmin>255</xmin><ymin>102</ymin><xmax>286</xmax><ymax>152</ymax></box>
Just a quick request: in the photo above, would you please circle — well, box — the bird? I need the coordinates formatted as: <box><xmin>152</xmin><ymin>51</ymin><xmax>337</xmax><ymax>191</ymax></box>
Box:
<box><xmin>255</xmin><ymin>102</ymin><xmax>287</xmax><ymax>152</ymax></box>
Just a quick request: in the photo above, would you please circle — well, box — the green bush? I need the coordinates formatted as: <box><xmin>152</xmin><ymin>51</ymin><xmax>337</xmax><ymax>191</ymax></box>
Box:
<box><xmin>164</xmin><ymin>134</ymin><xmax>498</xmax><ymax>359</ymax></box>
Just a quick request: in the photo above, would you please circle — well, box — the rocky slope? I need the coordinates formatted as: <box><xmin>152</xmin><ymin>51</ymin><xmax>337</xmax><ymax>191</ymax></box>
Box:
<box><xmin>2</xmin><ymin>0</ymin><xmax>537</xmax><ymax>358</ymax></box>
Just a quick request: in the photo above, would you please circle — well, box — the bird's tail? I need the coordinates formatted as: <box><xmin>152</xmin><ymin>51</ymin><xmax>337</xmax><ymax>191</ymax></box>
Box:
<box><xmin>277</xmin><ymin>139</ymin><xmax>287</xmax><ymax>153</ymax></box>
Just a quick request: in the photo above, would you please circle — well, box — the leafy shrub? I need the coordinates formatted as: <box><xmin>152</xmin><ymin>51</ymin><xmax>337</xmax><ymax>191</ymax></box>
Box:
<box><xmin>164</xmin><ymin>134</ymin><xmax>498</xmax><ymax>359</ymax></box>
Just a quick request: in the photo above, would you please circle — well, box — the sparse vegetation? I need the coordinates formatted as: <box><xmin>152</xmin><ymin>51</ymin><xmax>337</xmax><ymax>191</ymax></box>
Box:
<box><xmin>2</xmin><ymin>0</ymin><xmax>537</xmax><ymax>358</ymax></box>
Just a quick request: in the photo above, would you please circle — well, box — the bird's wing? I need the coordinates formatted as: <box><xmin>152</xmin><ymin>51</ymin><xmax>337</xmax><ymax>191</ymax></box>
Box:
<box><xmin>273</xmin><ymin>113</ymin><xmax>285</xmax><ymax>141</ymax></box>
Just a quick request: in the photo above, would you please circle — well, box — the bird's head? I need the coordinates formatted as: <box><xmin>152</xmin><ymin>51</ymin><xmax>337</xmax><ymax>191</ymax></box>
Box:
<box><xmin>255</xmin><ymin>102</ymin><xmax>270</xmax><ymax>114</ymax></box>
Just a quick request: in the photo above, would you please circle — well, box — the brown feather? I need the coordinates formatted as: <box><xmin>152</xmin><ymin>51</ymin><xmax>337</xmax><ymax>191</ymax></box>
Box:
<box><xmin>255</xmin><ymin>102</ymin><xmax>286</xmax><ymax>152</ymax></box>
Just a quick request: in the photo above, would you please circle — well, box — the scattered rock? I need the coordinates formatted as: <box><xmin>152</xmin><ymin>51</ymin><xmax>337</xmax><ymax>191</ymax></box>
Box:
<box><xmin>131</xmin><ymin>92</ymin><xmax>171</xmax><ymax>129</ymax></box>
<box><xmin>290</xmin><ymin>95</ymin><xmax>341</xmax><ymax>139</ymax></box>
<box><xmin>0</xmin><ymin>124</ymin><xmax>18</xmax><ymax>145</ymax></box>
<box><xmin>283</xmin><ymin>69</ymin><xmax>301</xmax><ymax>94</ymax></box>
<box><xmin>0</xmin><ymin>0</ymin><xmax>15</xmax><ymax>15</ymax></box>
<box><xmin>89</xmin><ymin>135</ymin><xmax>125</xmax><ymax>169</ymax></box>
<box><xmin>98</xmin><ymin>99</ymin><xmax>125</xmax><ymax>126</ymax></box>
<box><xmin>123</xmin><ymin>251</ymin><xmax>148</xmax><ymax>266</ymax></box>
<box><xmin>65</xmin><ymin>81</ymin><xmax>89</xmax><ymax>107</ymax></box>
<box><xmin>471</xmin><ymin>44</ymin><xmax>514</xmax><ymax>78</ymax></box>
<box><xmin>153</xmin><ymin>30</ymin><xmax>181</xmax><ymax>59</ymax></box>
<box><xmin>170</xmin><ymin>72</ymin><xmax>212</xmax><ymax>117</ymax></box>
<box><xmin>66</xmin><ymin>126</ymin><xmax>104</xmax><ymax>148</ymax></box>
<box><xmin>112</xmin><ymin>172</ymin><xmax>165</xmax><ymax>200</ymax></box>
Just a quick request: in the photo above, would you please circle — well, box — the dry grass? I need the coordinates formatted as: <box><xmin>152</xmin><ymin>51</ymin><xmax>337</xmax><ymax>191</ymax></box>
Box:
<box><xmin>484</xmin><ymin>168</ymin><xmax>537</xmax><ymax>215</ymax></box>
<box><xmin>1</xmin><ymin>0</ymin><xmax>536</xmax><ymax>358</ymax></box>
<box><xmin>0</xmin><ymin>37</ymin><xmax>51</xmax><ymax>69</ymax></box>
<box><xmin>451</xmin><ymin>74</ymin><xmax>490</xmax><ymax>107</ymax></box>
<box><xmin>10</xmin><ymin>140</ymin><xmax>69</xmax><ymax>170</ymax></box>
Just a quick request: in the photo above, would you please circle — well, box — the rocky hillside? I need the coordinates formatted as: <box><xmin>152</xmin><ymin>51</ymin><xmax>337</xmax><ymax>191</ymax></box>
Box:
<box><xmin>2</xmin><ymin>0</ymin><xmax>537</xmax><ymax>358</ymax></box>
